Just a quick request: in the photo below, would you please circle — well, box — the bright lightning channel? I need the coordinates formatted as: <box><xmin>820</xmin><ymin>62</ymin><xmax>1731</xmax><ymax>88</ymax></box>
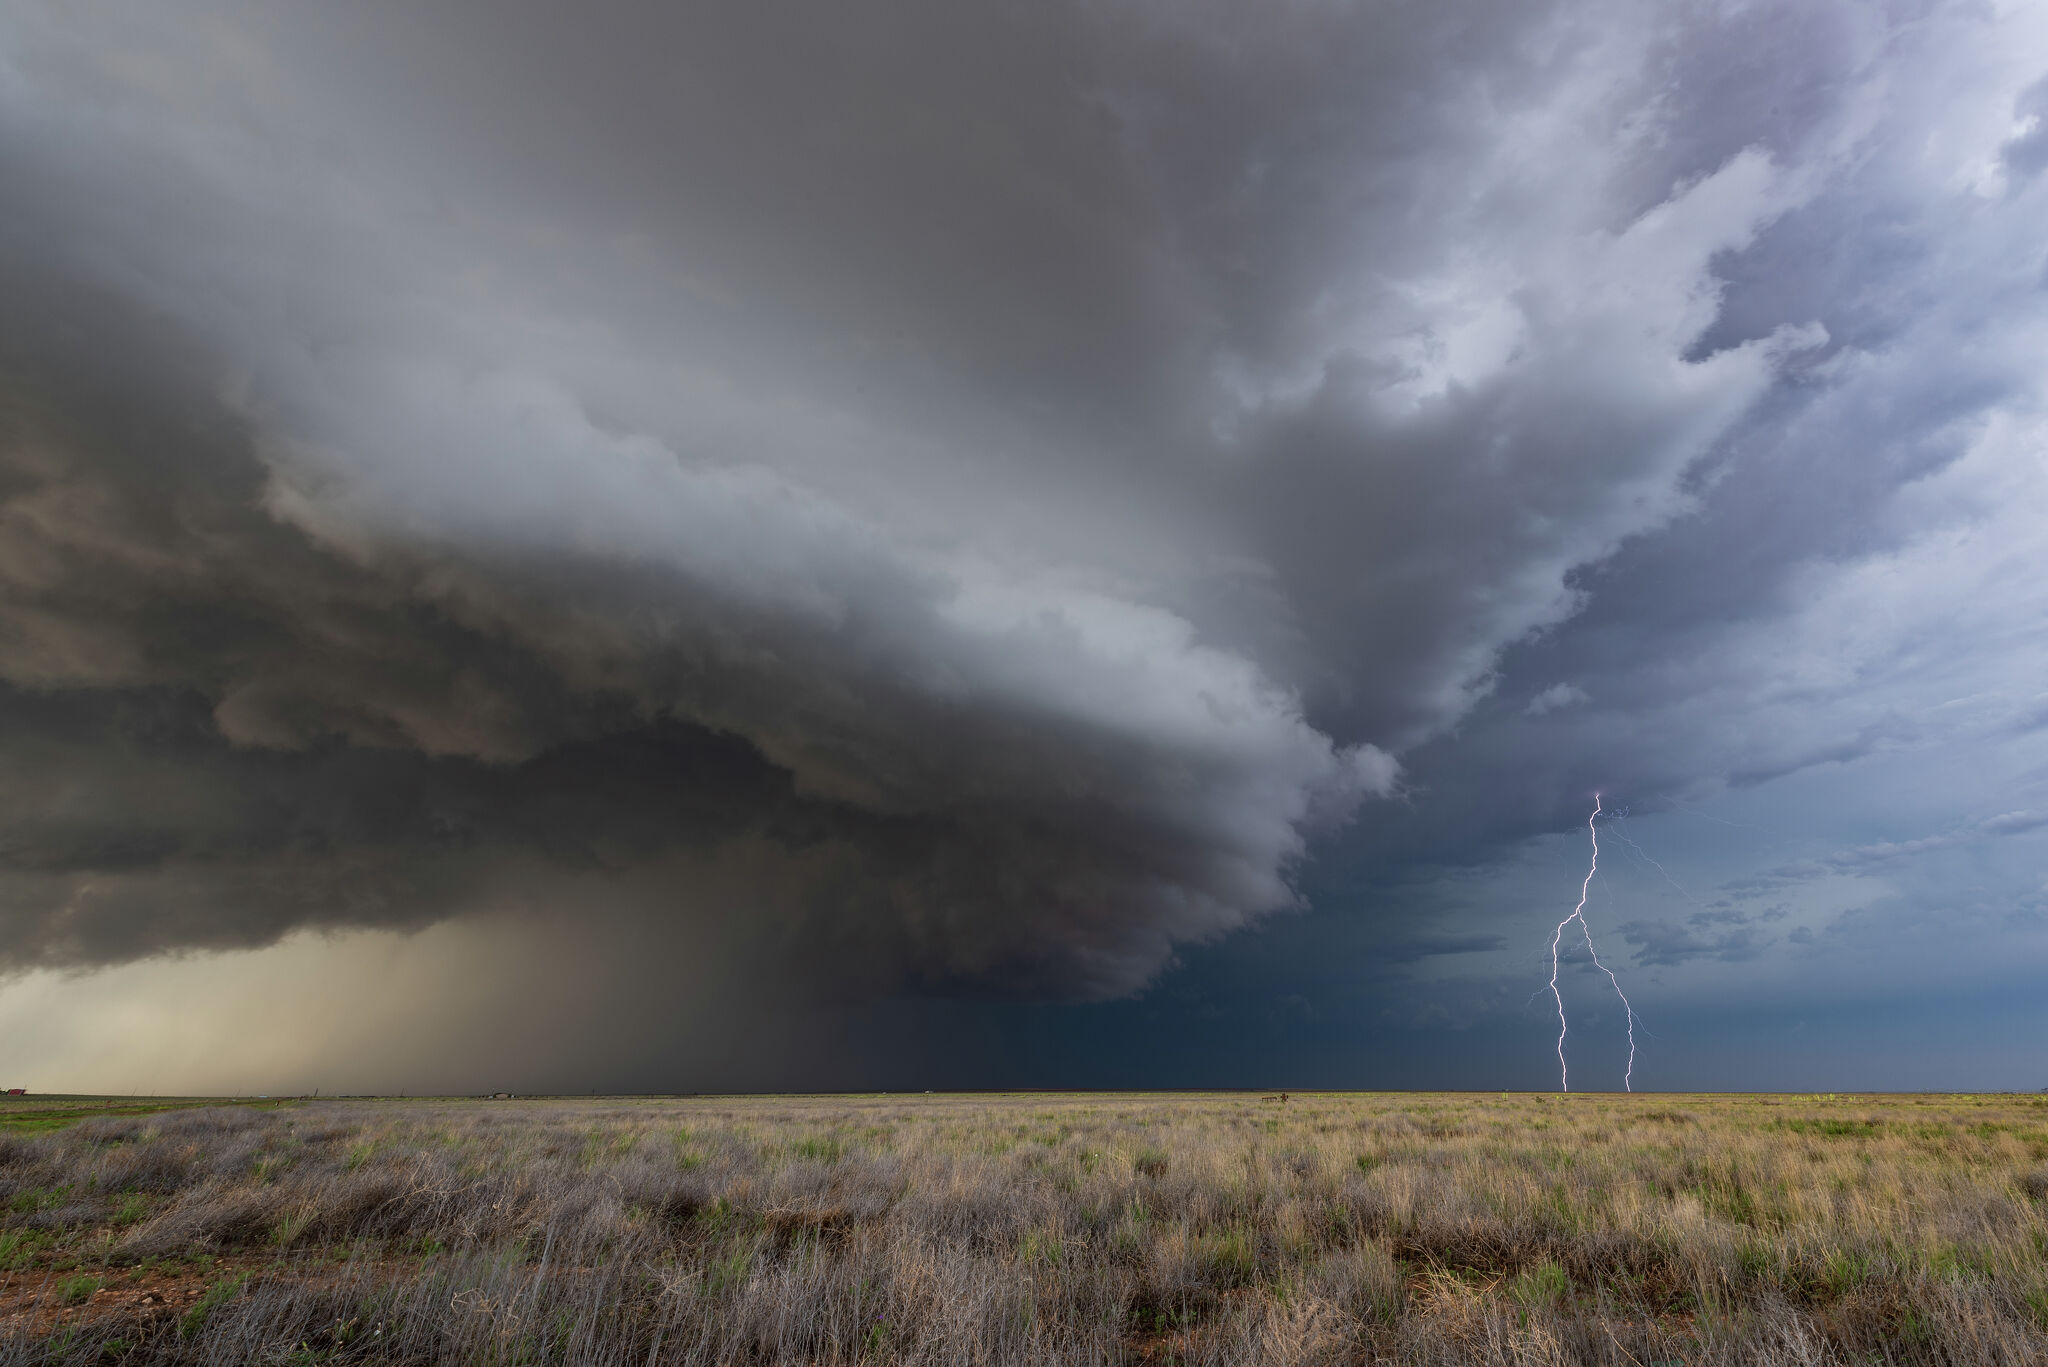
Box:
<box><xmin>1547</xmin><ymin>794</ymin><xmax>1640</xmax><ymax>1092</ymax></box>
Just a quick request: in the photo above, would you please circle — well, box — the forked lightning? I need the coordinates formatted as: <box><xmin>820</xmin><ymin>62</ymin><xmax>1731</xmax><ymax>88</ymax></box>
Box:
<box><xmin>1547</xmin><ymin>794</ymin><xmax>1640</xmax><ymax>1091</ymax></box>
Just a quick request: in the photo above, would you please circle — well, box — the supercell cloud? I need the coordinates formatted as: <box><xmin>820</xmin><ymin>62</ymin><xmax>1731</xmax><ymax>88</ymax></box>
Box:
<box><xmin>1</xmin><ymin>1</ymin><xmax>2046</xmax><ymax>1086</ymax></box>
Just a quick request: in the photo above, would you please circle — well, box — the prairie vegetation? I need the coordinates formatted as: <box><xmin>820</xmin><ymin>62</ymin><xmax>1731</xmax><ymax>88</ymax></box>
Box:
<box><xmin>0</xmin><ymin>1099</ymin><xmax>284</xmax><ymax>1138</ymax></box>
<box><xmin>2</xmin><ymin>1091</ymin><xmax>2046</xmax><ymax>1364</ymax></box>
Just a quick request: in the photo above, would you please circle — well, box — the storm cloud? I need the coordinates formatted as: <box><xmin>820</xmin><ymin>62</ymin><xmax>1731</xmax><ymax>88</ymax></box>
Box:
<box><xmin>2</xmin><ymin>0</ymin><xmax>2047</xmax><ymax>1085</ymax></box>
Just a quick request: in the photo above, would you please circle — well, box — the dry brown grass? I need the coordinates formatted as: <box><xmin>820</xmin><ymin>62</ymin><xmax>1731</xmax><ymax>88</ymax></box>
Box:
<box><xmin>2</xmin><ymin>1091</ymin><xmax>2046</xmax><ymax>1363</ymax></box>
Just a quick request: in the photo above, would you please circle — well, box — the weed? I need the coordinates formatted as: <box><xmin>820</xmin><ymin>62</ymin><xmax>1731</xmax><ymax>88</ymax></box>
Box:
<box><xmin>1770</xmin><ymin>1118</ymin><xmax>1883</xmax><ymax>1139</ymax></box>
<box><xmin>0</xmin><ymin>1228</ymin><xmax>50</xmax><ymax>1270</ymax></box>
<box><xmin>1199</xmin><ymin>1226</ymin><xmax>1257</xmax><ymax>1287</ymax></box>
<box><xmin>1017</xmin><ymin>1228</ymin><xmax>1063</xmax><ymax>1267</ymax></box>
<box><xmin>1821</xmin><ymin>1249</ymin><xmax>1871</xmax><ymax>1295</ymax></box>
<box><xmin>274</xmin><ymin>1205</ymin><xmax>313</xmax><ymax>1246</ymax></box>
<box><xmin>59</xmin><ymin>1274</ymin><xmax>103</xmax><ymax>1306</ymax></box>
<box><xmin>10</xmin><ymin>1182</ymin><xmax>72</xmax><ymax>1214</ymax></box>
<box><xmin>179</xmin><ymin>1271</ymin><xmax>248</xmax><ymax>1338</ymax></box>
<box><xmin>791</xmin><ymin>1135</ymin><xmax>844</xmax><ymax>1163</ymax></box>
<box><xmin>1508</xmin><ymin>1260</ymin><xmax>1569</xmax><ymax>1308</ymax></box>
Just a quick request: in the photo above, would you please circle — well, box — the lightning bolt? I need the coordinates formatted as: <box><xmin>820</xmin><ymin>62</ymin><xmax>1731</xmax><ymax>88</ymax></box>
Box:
<box><xmin>1608</xmin><ymin>814</ymin><xmax>1710</xmax><ymax>913</ymax></box>
<box><xmin>1548</xmin><ymin>794</ymin><xmax>1639</xmax><ymax>1092</ymax></box>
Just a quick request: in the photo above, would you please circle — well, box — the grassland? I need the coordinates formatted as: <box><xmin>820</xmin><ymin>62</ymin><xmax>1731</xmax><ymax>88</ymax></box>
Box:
<box><xmin>1</xmin><ymin>1091</ymin><xmax>2045</xmax><ymax>1364</ymax></box>
<box><xmin>0</xmin><ymin>1099</ymin><xmax>288</xmax><ymax>1138</ymax></box>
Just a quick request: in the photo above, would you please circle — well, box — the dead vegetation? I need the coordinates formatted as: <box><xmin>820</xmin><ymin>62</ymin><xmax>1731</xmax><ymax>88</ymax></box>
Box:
<box><xmin>2</xmin><ymin>1090</ymin><xmax>2046</xmax><ymax>1363</ymax></box>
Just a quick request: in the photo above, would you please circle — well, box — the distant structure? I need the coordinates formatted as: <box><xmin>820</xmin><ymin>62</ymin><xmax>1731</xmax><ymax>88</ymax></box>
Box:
<box><xmin>3</xmin><ymin>1088</ymin><xmax>23</xmax><ymax>1096</ymax></box>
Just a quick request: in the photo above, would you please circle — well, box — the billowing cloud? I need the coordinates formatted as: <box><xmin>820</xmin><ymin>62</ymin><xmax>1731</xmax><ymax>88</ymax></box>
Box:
<box><xmin>1</xmin><ymin>0</ymin><xmax>2045</xmax><ymax>1081</ymax></box>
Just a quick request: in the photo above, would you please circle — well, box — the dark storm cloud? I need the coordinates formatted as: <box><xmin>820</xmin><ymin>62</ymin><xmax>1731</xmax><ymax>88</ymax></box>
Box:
<box><xmin>1</xmin><ymin>0</ymin><xmax>2045</xmax><ymax>1049</ymax></box>
<box><xmin>1620</xmin><ymin>909</ymin><xmax>1775</xmax><ymax>969</ymax></box>
<box><xmin>0</xmin><ymin>205</ymin><xmax>1382</xmax><ymax>998</ymax></box>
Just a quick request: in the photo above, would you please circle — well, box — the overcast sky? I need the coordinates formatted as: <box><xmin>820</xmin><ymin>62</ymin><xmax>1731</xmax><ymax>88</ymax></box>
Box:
<box><xmin>2</xmin><ymin>0</ymin><xmax>2046</xmax><ymax>1093</ymax></box>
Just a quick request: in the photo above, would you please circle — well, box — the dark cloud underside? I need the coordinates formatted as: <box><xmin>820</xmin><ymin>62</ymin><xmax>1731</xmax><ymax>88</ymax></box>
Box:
<box><xmin>1</xmin><ymin>0</ymin><xmax>2045</xmax><ymax>1088</ymax></box>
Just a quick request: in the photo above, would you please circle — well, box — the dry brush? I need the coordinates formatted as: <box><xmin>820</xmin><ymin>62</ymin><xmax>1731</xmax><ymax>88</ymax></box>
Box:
<box><xmin>2</xmin><ymin>1091</ymin><xmax>2046</xmax><ymax>1364</ymax></box>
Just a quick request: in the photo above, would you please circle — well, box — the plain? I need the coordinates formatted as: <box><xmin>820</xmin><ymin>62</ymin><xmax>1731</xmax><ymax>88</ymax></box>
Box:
<box><xmin>2</xmin><ymin>1091</ymin><xmax>2046</xmax><ymax>1364</ymax></box>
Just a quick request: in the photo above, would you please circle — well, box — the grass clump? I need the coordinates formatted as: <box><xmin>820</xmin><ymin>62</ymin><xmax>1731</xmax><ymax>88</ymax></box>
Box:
<box><xmin>178</xmin><ymin>1271</ymin><xmax>247</xmax><ymax>1338</ymax></box>
<box><xmin>0</xmin><ymin>1228</ymin><xmax>50</xmax><ymax>1270</ymax></box>
<box><xmin>1771</xmin><ymin>1116</ymin><xmax>1884</xmax><ymax>1139</ymax></box>
<box><xmin>790</xmin><ymin>1134</ymin><xmax>844</xmax><ymax>1164</ymax></box>
<box><xmin>58</xmin><ymin>1275</ymin><xmax>102</xmax><ymax>1306</ymax></box>
<box><xmin>1507</xmin><ymin>1259</ymin><xmax>1569</xmax><ymax>1308</ymax></box>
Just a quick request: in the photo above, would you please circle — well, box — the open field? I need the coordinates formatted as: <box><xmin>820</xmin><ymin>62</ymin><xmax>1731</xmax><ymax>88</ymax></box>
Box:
<box><xmin>0</xmin><ymin>1100</ymin><xmax>289</xmax><ymax>1138</ymax></box>
<box><xmin>2</xmin><ymin>1091</ymin><xmax>2045</xmax><ymax>1364</ymax></box>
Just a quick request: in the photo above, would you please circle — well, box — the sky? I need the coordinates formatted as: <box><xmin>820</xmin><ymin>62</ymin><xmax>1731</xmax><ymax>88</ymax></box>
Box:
<box><xmin>2</xmin><ymin>0</ymin><xmax>2046</xmax><ymax>1094</ymax></box>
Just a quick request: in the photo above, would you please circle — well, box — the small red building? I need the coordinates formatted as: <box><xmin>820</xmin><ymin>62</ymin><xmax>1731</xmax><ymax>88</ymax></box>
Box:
<box><xmin>3</xmin><ymin>1088</ymin><xmax>23</xmax><ymax>1096</ymax></box>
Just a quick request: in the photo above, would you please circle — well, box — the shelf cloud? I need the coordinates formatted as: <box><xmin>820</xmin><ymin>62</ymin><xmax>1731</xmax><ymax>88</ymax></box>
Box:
<box><xmin>2</xmin><ymin>1</ymin><xmax>2046</xmax><ymax>1085</ymax></box>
